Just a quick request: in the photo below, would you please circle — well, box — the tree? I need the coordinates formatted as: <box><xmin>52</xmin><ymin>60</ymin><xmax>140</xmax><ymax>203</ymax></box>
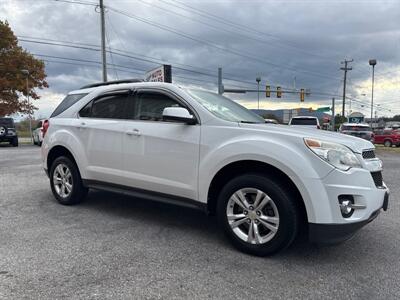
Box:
<box><xmin>0</xmin><ymin>20</ymin><xmax>48</xmax><ymax>117</ymax></box>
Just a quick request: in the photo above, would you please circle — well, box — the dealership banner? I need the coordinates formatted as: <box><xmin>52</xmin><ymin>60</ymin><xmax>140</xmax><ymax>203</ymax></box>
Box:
<box><xmin>145</xmin><ymin>65</ymin><xmax>172</xmax><ymax>83</ymax></box>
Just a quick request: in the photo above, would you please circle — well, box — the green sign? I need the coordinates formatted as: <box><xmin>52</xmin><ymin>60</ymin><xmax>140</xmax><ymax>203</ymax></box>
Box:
<box><xmin>316</xmin><ymin>107</ymin><xmax>331</xmax><ymax>112</ymax></box>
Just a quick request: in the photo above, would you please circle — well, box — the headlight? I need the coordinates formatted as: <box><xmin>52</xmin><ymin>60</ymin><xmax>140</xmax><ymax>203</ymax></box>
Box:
<box><xmin>304</xmin><ymin>138</ymin><xmax>362</xmax><ymax>171</ymax></box>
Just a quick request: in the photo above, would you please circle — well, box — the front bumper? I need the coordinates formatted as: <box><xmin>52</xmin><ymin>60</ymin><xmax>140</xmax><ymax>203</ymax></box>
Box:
<box><xmin>309</xmin><ymin>191</ymin><xmax>389</xmax><ymax>244</ymax></box>
<box><xmin>0</xmin><ymin>136</ymin><xmax>17</xmax><ymax>142</ymax></box>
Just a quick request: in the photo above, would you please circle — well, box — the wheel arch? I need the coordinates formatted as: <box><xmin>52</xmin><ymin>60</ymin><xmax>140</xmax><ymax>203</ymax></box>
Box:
<box><xmin>47</xmin><ymin>145</ymin><xmax>79</xmax><ymax>173</ymax></box>
<box><xmin>206</xmin><ymin>160</ymin><xmax>309</xmax><ymax>225</ymax></box>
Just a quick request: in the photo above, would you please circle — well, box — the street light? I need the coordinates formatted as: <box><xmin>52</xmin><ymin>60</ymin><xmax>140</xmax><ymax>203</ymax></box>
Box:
<box><xmin>21</xmin><ymin>69</ymin><xmax>33</xmax><ymax>144</ymax></box>
<box><xmin>369</xmin><ymin>59</ymin><xmax>377</xmax><ymax>127</ymax></box>
<box><xmin>256</xmin><ymin>76</ymin><xmax>261</xmax><ymax>110</ymax></box>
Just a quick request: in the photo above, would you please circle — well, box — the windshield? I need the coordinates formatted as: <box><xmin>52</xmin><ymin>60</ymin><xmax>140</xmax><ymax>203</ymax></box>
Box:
<box><xmin>187</xmin><ymin>89</ymin><xmax>265</xmax><ymax>123</ymax></box>
<box><xmin>290</xmin><ymin>118</ymin><xmax>317</xmax><ymax>125</ymax></box>
<box><xmin>341</xmin><ymin>125</ymin><xmax>372</xmax><ymax>132</ymax></box>
<box><xmin>0</xmin><ymin>118</ymin><xmax>14</xmax><ymax>127</ymax></box>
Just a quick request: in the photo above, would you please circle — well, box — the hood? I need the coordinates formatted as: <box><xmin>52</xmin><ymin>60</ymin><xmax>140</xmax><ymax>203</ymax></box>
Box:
<box><xmin>238</xmin><ymin>123</ymin><xmax>374</xmax><ymax>153</ymax></box>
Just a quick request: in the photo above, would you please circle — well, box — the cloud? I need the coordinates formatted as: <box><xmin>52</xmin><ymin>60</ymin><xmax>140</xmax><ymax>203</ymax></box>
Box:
<box><xmin>1</xmin><ymin>0</ymin><xmax>399</xmax><ymax>117</ymax></box>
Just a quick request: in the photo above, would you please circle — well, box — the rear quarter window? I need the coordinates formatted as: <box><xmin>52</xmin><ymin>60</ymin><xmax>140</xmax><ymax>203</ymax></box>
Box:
<box><xmin>51</xmin><ymin>93</ymin><xmax>88</xmax><ymax>117</ymax></box>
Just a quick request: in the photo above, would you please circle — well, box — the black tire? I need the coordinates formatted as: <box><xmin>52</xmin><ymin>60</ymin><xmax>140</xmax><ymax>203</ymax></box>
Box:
<box><xmin>384</xmin><ymin>140</ymin><xmax>392</xmax><ymax>147</ymax></box>
<box><xmin>11</xmin><ymin>137</ymin><xmax>18</xmax><ymax>147</ymax></box>
<box><xmin>49</xmin><ymin>156</ymin><xmax>88</xmax><ymax>205</ymax></box>
<box><xmin>0</xmin><ymin>126</ymin><xmax>7</xmax><ymax>137</ymax></box>
<box><xmin>217</xmin><ymin>173</ymin><xmax>300</xmax><ymax>256</ymax></box>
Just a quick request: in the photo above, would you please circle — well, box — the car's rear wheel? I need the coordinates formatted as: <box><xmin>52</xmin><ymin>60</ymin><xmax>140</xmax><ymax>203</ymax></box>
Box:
<box><xmin>50</xmin><ymin>156</ymin><xmax>88</xmax><ymax>205</ymax></box>
<box><xmin>384</xmin><ymin>140</ymin><xmax>392</xmax><ymax>147</ymax></box>
<box><xmin>217</xmin><ymin>173</ymin><xmax>299</xmax><ymax>256</ymax></box>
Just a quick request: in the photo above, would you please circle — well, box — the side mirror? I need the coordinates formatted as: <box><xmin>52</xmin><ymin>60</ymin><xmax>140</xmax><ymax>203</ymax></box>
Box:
<box><xmin>162</xmin><ymin>107</ymin><xmax>196</xmax><ymax>125</ymax></box>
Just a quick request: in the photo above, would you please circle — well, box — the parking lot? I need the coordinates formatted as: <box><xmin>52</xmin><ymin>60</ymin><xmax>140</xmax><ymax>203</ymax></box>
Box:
<box><xmin>0</xmin><ymin>145</ymin><xmax>399</xmax><ymax>299</ymax></box>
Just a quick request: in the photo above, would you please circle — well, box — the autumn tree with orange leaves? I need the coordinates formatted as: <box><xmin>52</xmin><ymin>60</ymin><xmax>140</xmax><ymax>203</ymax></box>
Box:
<box><xmin>0</xmin><ymin>20</ymin><xmax>48</xmax><ymax>117</ymax></box>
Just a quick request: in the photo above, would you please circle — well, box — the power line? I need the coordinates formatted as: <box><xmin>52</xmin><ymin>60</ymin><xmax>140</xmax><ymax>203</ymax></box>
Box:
<box><xmin>164</xmin><ymin>0</ymin><xmax>341</xmax><ymax>61</ymax></box>
<box><xmin>106</xmin><ymin>5</ymin><xmax>342</xmax><ymax>81</ymax></box>
<box><xmin>17</xmin><ymin>37</ymin><xmax>270</xmax><ymax>87</ymax></box>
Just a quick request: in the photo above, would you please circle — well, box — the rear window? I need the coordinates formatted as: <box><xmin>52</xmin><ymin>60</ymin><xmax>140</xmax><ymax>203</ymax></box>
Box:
<box><xmin>290</xmin><ymin>118</ymin><xmax>317</xmax><ymax>125</ymax></box>
<box><xmin>341</xmin><ymin>125</ymin><xmax>372</xmax><ymax>132</ymax></box>
<box><xmin>0</xmin><ymin>118</ymin><xmax>14</xmax><ymax>128</ymax></box>
<box><xmin>51</xmin><ymin>93</ymin><xmax>88</xmax><ymax>117</ymax></box>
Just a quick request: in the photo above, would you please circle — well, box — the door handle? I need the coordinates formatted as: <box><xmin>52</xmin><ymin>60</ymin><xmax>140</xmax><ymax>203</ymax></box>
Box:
<box><xmin>126</xmin><ymin>129</ymin><xmax>141</xmax><ymax>136</ymax></box>
<box><xmin>77</xmin><ymin>122</ymin><xmax>86</xmax><ymax>129</ymax></box>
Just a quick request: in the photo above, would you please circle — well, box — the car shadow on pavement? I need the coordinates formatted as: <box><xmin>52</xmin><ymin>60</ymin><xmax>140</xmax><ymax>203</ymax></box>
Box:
<box><xmin>80</xmin><ymin>189</ymin><xmax>224</xmax><ymax>242</ymax></box>
<box><xmin>79</xmin><ymin>189</ymin><xmax>340</xmax><ymax>258</ymax></box>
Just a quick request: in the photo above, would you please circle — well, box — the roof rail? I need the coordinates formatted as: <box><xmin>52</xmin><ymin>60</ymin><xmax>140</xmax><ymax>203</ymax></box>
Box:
<box><xmin>80</xmin><ymin>79</ymin><xmax>144</xmax><ymax>89</ymax></box>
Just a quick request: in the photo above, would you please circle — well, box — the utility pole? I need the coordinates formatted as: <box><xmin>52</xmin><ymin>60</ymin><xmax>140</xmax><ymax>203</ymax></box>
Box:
<box><xmin>369</xmin><ymin>59</ymin><xmax>377</xmax><ymax>127</ymax></box>
<box><xmin>100</xmin><ymin>0</ymin><xmax>107</xmax><ymax>82</ymax></box>
<box><xmin>218</xmin><ymin>67</ymin><xmax>223</xmax><ymax>94</ymax></box>
<box><xmin>21</xmin><ymin>69</ymin><xmax>33</xmax><ymax>144</ymax></box>
<box><xmin>331</xmin><ymin>98</ymin><xmax>335</xmax><ymax>131</ymax></box>
<box><xmin>256</xmin><ymin>77</ymin><xmax>261</xmax><ymax>110</ymax></box>
<box><xmin>340</xmin><ymin>59</ymin><xmax>353</xmax><ymax>117</ymax></box>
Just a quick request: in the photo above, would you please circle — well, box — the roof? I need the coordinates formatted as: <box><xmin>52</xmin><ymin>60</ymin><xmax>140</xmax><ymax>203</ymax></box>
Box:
<box><xmin>291</xmin><ymin>116</ymin><xmax>318</xmax><ymax>119</ymax></box>
<box><xmin>342</xmin><ymin>123</ymin><xmax>370</xmax><ymax>127</ymax></box>
<box><xmin>68</xmin><ymin>81</ymin><xmax>180</xmax><ymax>95</ymax></box>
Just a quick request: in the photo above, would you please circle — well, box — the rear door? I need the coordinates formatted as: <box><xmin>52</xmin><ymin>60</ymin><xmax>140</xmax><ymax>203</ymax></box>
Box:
<box><xmin>77</xmin><ymin>90</ymin><xmax>131</xmax><ymax>183</ymax></box>
<box><xmin>121</xmin><ymin>89</ymin><xmax>200</xmax><ymax>200</ymax></box>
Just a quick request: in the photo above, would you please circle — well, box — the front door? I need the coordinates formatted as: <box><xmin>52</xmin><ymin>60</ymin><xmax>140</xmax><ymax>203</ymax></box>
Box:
<box><xmin>121</xmin><ymin>89</ymin><xmax>200</xmax><ymax>200</ymax></box>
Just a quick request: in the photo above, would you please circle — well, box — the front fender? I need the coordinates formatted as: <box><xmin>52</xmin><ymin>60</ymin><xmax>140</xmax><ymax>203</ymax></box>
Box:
<box><xmin>198</xmin><ymin>136</ymin><xmax>334</xmax><ymax>223</ymax></box>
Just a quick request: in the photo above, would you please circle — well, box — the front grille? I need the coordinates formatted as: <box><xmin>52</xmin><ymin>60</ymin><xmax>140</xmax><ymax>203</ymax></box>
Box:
<box><xmin>371</xmin><ymin>171</ymin><xmax>383</xmax><ymax>187</ymax></box>
<box><xmin>362</xmin><ymin>150</ymin><xmax>376</xmax><ymax>159</ymax></box>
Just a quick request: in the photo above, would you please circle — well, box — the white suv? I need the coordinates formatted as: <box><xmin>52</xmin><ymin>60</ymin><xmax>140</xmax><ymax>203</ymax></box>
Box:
<box><xmin>41</xmin><ymin>80</ymin><xmax>389</xmax><ymax>256</ymax></box>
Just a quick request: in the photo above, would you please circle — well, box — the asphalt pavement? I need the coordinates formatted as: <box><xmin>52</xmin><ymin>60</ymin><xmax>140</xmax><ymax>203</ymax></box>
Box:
<box><xmin>0</xmin><ymin>145</ymin><xmax>399</xmax><ymax>299</ymax></box>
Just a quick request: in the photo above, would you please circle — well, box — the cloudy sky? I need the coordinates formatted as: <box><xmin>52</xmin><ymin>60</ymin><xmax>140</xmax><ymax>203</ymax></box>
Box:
<box><xmin>1</xmin><ymin>0</ymin><xmax>400</xmax><ymax>118</ymax></box>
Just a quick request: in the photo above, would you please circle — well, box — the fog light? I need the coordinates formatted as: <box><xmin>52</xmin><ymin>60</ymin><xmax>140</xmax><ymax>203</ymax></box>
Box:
<box><xmin>338</xmin><ymin>196</ymin><xmax>354</xmax><ymax>218</ymax></box>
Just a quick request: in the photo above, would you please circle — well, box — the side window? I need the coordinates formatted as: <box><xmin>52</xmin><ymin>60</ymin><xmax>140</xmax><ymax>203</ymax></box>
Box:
<box><xmin>51</xmin><ymin>93</ymin><xmax>88</xmax><ymax>117</ymax></box>
<box><xmin>80</xmin><ymin>94</ymin><xmax>128</xmax><ymax>119</ymax></box>
<box><xmin>134</xmin><ymin>92</ymin><xmax>183</xmax><ymax>121</ymax></box>
<box><xmin>79</xmin><ymin>101</ymin><xmax>92</xmax><ymax>118</ymax></box>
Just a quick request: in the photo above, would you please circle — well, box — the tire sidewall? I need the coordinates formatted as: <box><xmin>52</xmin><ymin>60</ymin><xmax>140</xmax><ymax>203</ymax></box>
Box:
<box><xmin>384</xmin><ymin>140</ymin><xmax>392</xmax><ymax>147</ymax></box>
<box><xmin>49</xmin><ymin>156</ymin><xmax>83</xmax><ymax>205</ymax></box>
<box><xmin>0</xmin><ymin>126</ymin><xmax>7</xmax><ymax>137</ymax></box>
<box><xmin>217</xmin><ymin>174</ymin><xmax>298</xmax><ymax>256</ymax></box>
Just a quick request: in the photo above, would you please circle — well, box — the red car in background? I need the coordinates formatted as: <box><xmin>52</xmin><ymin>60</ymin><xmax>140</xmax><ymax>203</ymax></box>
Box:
<box><xmin>374</xmin><ymin>129</ymin><xmax>400</xmax><ymax>147</ymax></box>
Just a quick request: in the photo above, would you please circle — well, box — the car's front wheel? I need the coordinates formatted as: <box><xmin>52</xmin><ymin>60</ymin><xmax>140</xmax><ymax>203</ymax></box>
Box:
<box><xmin>49</xmin><ymin>156</ymin><xmax>88</xmax><ymax>205</ymax></box>
<box><xmin>217</xmin><ymin>173</ymin><xmax>300</xmax><ymax>256</ymax></box>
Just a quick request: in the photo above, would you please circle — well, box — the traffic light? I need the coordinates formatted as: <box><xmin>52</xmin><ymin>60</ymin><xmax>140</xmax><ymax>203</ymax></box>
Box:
<box><xmin>266</xmin><ymin>85</ymin><xmax>270</xmax><ymax>97</ymax></box>
<box><xmin>277</xmin><ymin>86</ymin><xmax>282</xmax><ymax>98</ymax></box>
<box><xmin>300</xmin><ymin>88</ymin><xmax>305</xmax><ymax>102</ymax></box>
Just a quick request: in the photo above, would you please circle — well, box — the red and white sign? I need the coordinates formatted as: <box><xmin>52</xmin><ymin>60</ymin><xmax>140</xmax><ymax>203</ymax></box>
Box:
<box><xmin>145</xmin><ymin>65</ymin><xmax>172</xmax><ymax>83</ymax></box>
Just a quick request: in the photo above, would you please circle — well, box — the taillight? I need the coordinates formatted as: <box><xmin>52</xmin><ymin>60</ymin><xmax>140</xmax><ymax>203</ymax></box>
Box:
<box><xmin>42</xmin><ymin>120</ymin><xmax>49</xmax><ymax>137</ymax></box>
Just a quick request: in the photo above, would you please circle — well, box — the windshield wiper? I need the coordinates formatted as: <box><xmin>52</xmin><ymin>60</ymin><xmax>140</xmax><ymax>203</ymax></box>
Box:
<box><xmin>239</xmin><ymin>121</ymin><xmax>261</xmax><ymax>124</ymax></box>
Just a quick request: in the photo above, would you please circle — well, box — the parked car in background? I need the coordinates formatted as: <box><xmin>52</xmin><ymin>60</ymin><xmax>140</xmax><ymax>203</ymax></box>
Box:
<box><xmin>42</xmin><ymin>80</ymin><xmax>389</xmax><ymax>256</ymax></box>
<box><xmin>264</xmin><ymin>118</ymin><xmax>278</xmax><ymax>124</ymax></box>
<box><xmin>0</xmin><ymin>117</ymin><xmax>18</xmax><ymax>147</ymax></box>
<box><xmin>33</xmin><ymin>119</ymin><xmax>48</xmax><ymax>146</ymax></box>
<box><xmin>288</xmin><ymin>116</ymin><xmax>320</xmax><ymax>129</ymax></box>
<box><xmin>339</xmin><ymin>123</ymin><xmax>374</xmax><ymax>142</ymax></box>
<box><xmin>374</xmin><ymin>129</ymin><xmax>400</xmax><ymax>147</ymax></box>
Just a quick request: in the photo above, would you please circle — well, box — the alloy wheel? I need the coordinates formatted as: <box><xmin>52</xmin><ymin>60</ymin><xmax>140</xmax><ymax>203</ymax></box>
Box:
<box><xmin>53</xmin><ymin>163</ymin><xmax>73</xmax><ymax>198</ymax></box>
<box><xmin>226</xmin><ymin>188</ymin><xmax>280</xmax><ymax>244</ymax></box>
